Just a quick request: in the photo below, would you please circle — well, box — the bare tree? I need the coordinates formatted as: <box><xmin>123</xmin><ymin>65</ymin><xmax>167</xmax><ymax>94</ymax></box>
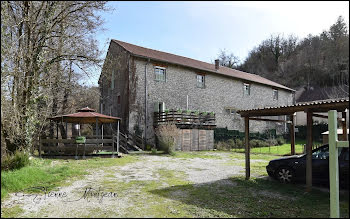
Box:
<box><xmin>1</xmin><ymin>1</ymin><xmax>111</xmax><ymax>153</ymax></box>
<box><xmin>216</xmin><ymin>49</ymin><xmax>240</xmax><ymax>69</ymax></box>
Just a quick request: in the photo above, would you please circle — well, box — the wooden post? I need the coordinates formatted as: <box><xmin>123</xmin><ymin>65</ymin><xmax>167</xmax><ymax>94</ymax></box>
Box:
<box><xmin>56</xmin><ymin>121</ymin><xmax>59</xmax><ymax>139</ymax></box>
<box><xmin>245</xmin><ymin>117</ymin><xmax>250</xmax><ymax>180</ymax></box>
<box><xmin>306</xmin><ymin>111</ymin><xmax>313</xmax><ymax>192</ymax></box>
<box><xmin>39</xmin><ymin>139</ymin><xmax>42</xmax><ymax>157</ymax></box>
<box><xmin>290</xmin><ymin>114</ymin><xmax>295</xmax><ymax>155</ymax></box>
<box><xmin>65</xmin><ymin>122</ymin><xmax>68</xmax><ymax>138</ymax></box>
<box><xmin>96</xmin><ymin>118</ymin><xmax>98</xmax><ymax>137</ymax></box>
<box><xmin>117</xmin><ymin>120</ymin><xmax>120</xmax><ymax>155</ymax></box>
<box><xmin>342</xmin><ymin>111</ymin><xmax>347</xmax><ymax>141</ymax></box>
<box><xmin>328</xmin><ymin>110</ymin><xmax>340</xmax><ymax>218</ymax></box>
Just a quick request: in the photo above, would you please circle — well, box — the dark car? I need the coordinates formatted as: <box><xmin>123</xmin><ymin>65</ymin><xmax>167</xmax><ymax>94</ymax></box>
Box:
<box><xmin>266</xmin><ymin>144</ymin><xmax>349</xmax><ymax>188</ymax></box>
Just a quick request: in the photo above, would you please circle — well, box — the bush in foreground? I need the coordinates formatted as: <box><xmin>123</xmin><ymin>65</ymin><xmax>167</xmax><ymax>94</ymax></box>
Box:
<box><xmin>1</xmin><ymin>150</ymin><xmax>30</xmax><ymax>171</ymax></box>
<box><xmin>155</xmin><ymin>124</ymin><xmax>180</xmax><ymax>155</ymax></box>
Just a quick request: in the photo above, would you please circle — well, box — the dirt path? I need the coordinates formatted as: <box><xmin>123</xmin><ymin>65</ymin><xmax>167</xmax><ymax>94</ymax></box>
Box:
<box><xmin>1</xmin><ymin>152</ymin><xmax>256</xmax><ymax>218</ymax></box>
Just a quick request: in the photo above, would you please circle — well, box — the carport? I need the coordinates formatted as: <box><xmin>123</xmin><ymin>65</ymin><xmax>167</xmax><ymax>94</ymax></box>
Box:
<box><xmin>237</xmin><ymin>98</ymin><xmax>349</xmax><ymax>192</ymax></box>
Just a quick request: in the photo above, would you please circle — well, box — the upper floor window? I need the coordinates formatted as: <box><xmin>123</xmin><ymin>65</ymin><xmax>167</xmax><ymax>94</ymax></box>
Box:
<box><xmin>155</xmin><ymin>67</ymin><xmax>166</xmax><ymax>82</ymax></box>
<box><xmin>243</xmin><ymin>83</ymin><xmax>250</xmax><ymax>96</ymax></box>
<box><xmin>273</xmin><ymin>89</ymin><xmax>278</xmax><ymax>100</ymax></box>
<box><xmin>196</xmin><ymin>74</ymin><xmax>205</xmax><ymax>88</ymax></box>
<box><xmin>117</xmin><ymin>95</ymin><xmax>121</xmax><ymax>104</ymax></box>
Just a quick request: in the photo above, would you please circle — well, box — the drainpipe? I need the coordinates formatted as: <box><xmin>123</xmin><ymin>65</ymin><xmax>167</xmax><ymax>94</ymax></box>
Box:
<box><xmin>145</xmin><ymin>58</ymin><xmax>150</xmax><ymax>147</ymax></box>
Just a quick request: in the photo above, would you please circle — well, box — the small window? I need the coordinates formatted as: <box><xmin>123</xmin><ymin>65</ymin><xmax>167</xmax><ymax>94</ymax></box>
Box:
<box><xmin>273</xmin><ymin>89</ymin><xmax>278</xmax><ymax>100</ymax></box>
<box><xmin>243</xmin><ymin>84</ymin><xmax>250</xmax><ymax>96</ymax></box>
<box><xmin>117</xmin><ymin>95</ymin><xmax>121</xmax><ymax>104</ymax></box>
<box><xmin>155</xmin><ymin>67</ymin><xmax>166</xmax><ymax>82</ymax></box>
<box><xmin>196</xmin><ymin>74</ymin><xmax>205</xmax><ymax>88</ymax></box>
<box><xmin>225</xmin><ymin>107</ymin><xmax>237</xmax><ymax>115</ymax></box>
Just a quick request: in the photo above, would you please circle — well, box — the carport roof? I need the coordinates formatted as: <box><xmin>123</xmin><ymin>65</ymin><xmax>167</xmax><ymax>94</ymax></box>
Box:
<box><xmin>237</xmin><ymin>98</ymin><xmax>349</xmax><ymax>117</ymax></box>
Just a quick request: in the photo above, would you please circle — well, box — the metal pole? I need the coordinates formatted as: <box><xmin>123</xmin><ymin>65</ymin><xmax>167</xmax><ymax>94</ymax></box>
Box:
<box><xmin>328</xmin><ymin>110</ymin><xmax>339</xmax><ymax>218</ymax></box>
<box><xmin>145</xmin><ymin>59</ymin><xmax>149</xmax><ymax>148</ymax></box>
<box><xmin>186</xmin><ymin>95</ymin><xmax>189</xmax><ymax>110</ymax></box>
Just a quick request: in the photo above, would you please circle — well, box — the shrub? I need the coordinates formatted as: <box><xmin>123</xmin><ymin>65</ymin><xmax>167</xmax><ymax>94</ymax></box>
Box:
<box><xmin>276</xmin><ymin>136</ymin><xmax>286</xmax><ymax>145</ymax></box>
<box><xmin>155</xmin><ymin>124</ymin><xmax>180</xmax><ymax>155</ymax></box>
<box><xmin>1</xmin><ymin>150</ymin><xmax>30</xmax><ymax>171</ymax></box>
<box><xmin>151</xmin><ymin>148</ymin><xmax>157</xmax><ymax>154</ymax></box>
<box><xmin>215</xmin><ymin>141</ymin><xmax>231</xmax><ymax>151</ymax></box>
<box><xmin>235</xmin><ymin>139</ymin><xmax>244</xmax><ymax>148</ymax></box>
<box><xmin>266</xmin><ymin>138</ymin><xmax>278</xmax><ymax>146</ymax></box>
<box><xmin>227</xmin><ymin>139</ymin><xmax>235</xmax><ymax>148</ymax></box>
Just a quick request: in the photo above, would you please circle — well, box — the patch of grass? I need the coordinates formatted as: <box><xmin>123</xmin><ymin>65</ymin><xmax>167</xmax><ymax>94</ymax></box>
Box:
<box><xmin>1</xmin><ymin>205</ymin><xmax>24</xmax><ymax>218</ymax></box>
<box><xmin>150</xmin><ymin>176</ymin><xmax>349</xmax><ymax>218</ymax></box>
<box><xmin>1</xmin><ymin>155</ymin><xmax>137</xmax><ymax>203</ymax></box>
<box><xmin>233</xmin><ymin>139</ymin><xmax>322</xmax><ymax>156</ymax></box>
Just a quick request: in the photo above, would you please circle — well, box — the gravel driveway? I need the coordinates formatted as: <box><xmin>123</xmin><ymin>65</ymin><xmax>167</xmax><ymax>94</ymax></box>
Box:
<box><xmin>1</xmin><ymin>152</ymin><xmax>256</xmax><ymax>218</ymax></box>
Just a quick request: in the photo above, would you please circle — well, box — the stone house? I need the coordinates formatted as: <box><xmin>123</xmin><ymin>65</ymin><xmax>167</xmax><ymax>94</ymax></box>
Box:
<box><xmin>98</xmin><ymin>40</ymin><xmax>295</xmax><ymax>148</ymax></box>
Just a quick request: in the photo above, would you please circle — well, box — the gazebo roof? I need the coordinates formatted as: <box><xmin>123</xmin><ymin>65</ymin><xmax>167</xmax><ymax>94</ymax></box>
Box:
<box><xmin>49</xmin><ymin>107</ymin><xmax>121</xmax><ymax>124</ymax></box>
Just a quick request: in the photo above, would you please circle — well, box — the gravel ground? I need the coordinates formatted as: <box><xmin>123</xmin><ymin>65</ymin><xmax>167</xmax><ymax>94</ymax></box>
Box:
<box><xmin>1</xmin><ymin>152</ymin><xmax>256</xmax><ymax>217</ymax></box>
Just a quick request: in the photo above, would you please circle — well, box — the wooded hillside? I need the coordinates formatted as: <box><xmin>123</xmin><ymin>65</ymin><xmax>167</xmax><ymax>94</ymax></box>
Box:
<box><xmin>219</xmin><ymin>16</ymin><xmax>349</xmax><ymax>97</ymax></box>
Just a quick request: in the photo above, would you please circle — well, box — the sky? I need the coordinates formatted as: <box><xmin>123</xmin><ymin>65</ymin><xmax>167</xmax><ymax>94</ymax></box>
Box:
<box><xmin>85</xmin><ymin>1</ymin><xmax>350</xmax><ymax>86</ymax></box>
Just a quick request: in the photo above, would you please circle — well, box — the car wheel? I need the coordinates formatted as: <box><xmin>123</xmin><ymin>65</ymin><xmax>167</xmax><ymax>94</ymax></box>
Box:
<box><xmin>276</xmin><ymin>167</ymin><xmax>294</xmax><ymax>183</ymax></box>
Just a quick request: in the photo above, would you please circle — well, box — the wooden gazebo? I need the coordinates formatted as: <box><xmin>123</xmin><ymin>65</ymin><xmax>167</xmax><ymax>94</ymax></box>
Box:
<box><xmin>40</xmin><ymin>107</ymin><xmax>121</xmax><ymax>158</ymax></box>
<box><xmin>237</xmin><ymin>98</ymin><xmax>349</xmax><ymax>191</ymax></box>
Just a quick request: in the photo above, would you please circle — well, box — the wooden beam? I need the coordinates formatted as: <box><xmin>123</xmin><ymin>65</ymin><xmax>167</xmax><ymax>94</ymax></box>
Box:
<box><xmin>290</xmin><ymin>114</ymin><xmax>295</xmax><ymax>155</ymax></box>
<box><xmin>342</xmin><ymin>111</ymin><xmax>348</xmax><ymax>141</ymax></box>
<box><xmin>313</xmin><ymin>113</ymin><xmax>344</xmax><ymax>122</ymax></box>
<box><xmin>306</xmin><ymin>111</ymin><xmax>313</xmax><ymax>192</ymax></box>
<box><xmin>245</xmin><ymin>117</ymin><xmax>250</xmax><ymax>180</ymax></box>
<box><xmin>248</xmin><ymin>117</ymin><xmax>291</xmax><ymax>123</ymax></box>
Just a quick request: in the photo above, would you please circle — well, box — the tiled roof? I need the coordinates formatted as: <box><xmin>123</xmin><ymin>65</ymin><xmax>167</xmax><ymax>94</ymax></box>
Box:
<box><xmin>237</xmin><ymin>98</ymin><xmax>349</xmax><ymax>116</ymax></box>
<box><xmin>112</xmin><ymin>39</ymin><xmax>294</xmax><ymax>92</ymax></box>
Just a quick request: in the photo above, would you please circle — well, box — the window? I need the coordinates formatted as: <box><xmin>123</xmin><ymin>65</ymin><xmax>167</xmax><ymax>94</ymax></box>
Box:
<box><xmin>117</xmin><ymin>95</ymin><xmax>121</xmax><ymax>104</ymax></box>
<box><xmin>243</xmin><ymin>83</ymin><xmax>250</xmax><ymax>96</ymax></box>
<box><xmin>225</xmin><ymin>107</ymin><xmax>237</xmax><ymax>115</ymax></box>
<box><xmin>155</xmin><ymin>67</ymin><xmax>166</xmax><ymax>81</ymax></box>
<box><xmin>273</xmin><ymin>89</ymin><xmax>278</xmax><ymax>100</ymax></box>
<box><xmin>196</xmin><ymin>74</ymin><xmax>205</xmax><ymax>88</ymax></box>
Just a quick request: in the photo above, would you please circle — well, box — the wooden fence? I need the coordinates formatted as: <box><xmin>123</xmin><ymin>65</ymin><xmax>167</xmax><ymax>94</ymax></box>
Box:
<box><xmin>39</xmin><ymin>135</ymin><xmax>118</xmax><ymax>157</ymax></box>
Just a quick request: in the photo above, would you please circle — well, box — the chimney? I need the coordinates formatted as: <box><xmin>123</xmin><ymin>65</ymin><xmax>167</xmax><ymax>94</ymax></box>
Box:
<box><xmin>215</xmin><ymin>59</ymin><xmax>219</xmax><ymax>70</ymax></box>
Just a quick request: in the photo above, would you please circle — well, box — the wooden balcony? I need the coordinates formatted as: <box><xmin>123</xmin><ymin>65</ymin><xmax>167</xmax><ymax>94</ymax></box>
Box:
<box><xmin>154</xmin><ymin>110</ymin><xmax>216</xmax><ymax>129</ymax></box>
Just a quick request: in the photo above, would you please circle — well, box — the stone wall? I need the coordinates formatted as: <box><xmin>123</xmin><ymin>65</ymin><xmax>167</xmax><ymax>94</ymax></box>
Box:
<box><xmin>130</xmin><ymin>58</ymin><xmax>294</xmax><ymax>144</ymax></box>
<box><xmin>99</xmin><ymin>42</ymin><xmax>131</xmax><ymax>132</ymax></box>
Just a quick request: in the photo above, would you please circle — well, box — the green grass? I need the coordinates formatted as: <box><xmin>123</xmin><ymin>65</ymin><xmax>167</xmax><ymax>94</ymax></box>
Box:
<box><xmin>1</xmin><ymin>156</ymin><xmax>137</xmax><ymax>202</ymax></box>
<box><xmin>150</xmin><ymin>176</ymin><xmax>349</xmax><ymax>218</ymax></box>
<box><xmin>2</xmin><ymin>151</ymin><xmax>348</xmax><ymax>218</ymax></box>
<box><xmin>233</xmin><ymin>139</ymin><xmax>322</xmax><ymax>155</ymax></box>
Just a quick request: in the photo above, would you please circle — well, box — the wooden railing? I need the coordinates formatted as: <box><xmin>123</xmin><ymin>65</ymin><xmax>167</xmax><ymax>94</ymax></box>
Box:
<box><xmin>154</xmin><ymin>110</ymin><xmax>216</xmax><ymax>128</ymax></box>
<box><xmin>39</xmin><ymin>135</ymin><xmax>118</xmax><ymax>157</ymax></box>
